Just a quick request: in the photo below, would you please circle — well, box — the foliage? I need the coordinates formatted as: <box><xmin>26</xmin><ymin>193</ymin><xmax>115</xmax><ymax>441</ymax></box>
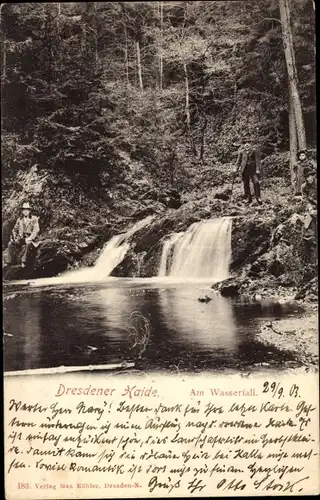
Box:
<box><xmin>281</xmin><ymin>221</ymin><xmax>317</xmax><ymax>287</ymax></box>
<box><xmin>1</xmin><ymin>1</ymin><xmax>315</xmax><ymax>196</ymax></box>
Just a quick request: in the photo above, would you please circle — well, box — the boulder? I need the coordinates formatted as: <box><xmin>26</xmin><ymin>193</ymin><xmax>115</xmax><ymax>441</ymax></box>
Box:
<box><xmin>113</xmin><ymin>251</ymin><xmax>147</xmax><ymax>277</ymax></box>
<box><xmin>214</xmin><ymin>189</ymin><xmax>231</xmax><ymax>201</ymax></box>
<box><xmin>231</xmin><ymin>217</ymin><xmax>272</xmax><ymax>270</ymax></box>
<box><xmin>3</xmin><ymin>265</ymin><xmax>27</xmax><ymax>281</ymax></box>
<box><xmin>295</xmin><ymin>277</ymin><xmax>318</xmax><ymax>301</ymax></box>
<box><xmin>212</xmin><ymin>277</ymin><xmax>242</xmax><ymax>297</ymax></box>
<box><xmin>250</xmin><ymin>244</ymin><xmax>289</xmax><ymax>278</ymax></box>
<box><xmin>268</xmin><ymin>259</ymin><xmax>285</xmax><ymax>278</ymax></box>
<box><xmin>275</xmin><ymin>275</ymin><xmax>295</xmax><ymax>287</ymax></box>
<box><xmin>220</xmin><ymin>281</ymin><xmax>240</xmax><ymax>297</ymax></box>
<box><xmin>2</xmin><ymin>217</ymin><xmax>16</xmax><ymax>250</ymax></box>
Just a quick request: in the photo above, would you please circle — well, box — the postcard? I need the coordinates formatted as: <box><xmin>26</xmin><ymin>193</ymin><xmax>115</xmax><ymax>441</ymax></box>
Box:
<box><xmin>2</xmin><ymin>1</ymin><xmax>318</xmax><ymax>498</ymax></box>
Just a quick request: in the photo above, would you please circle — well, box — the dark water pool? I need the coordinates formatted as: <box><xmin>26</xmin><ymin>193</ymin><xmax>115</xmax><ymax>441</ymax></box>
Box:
<box><xmin>3</xmin><ymin>279</ymin><xmax>303</xmax><ymax>373</ymax></box>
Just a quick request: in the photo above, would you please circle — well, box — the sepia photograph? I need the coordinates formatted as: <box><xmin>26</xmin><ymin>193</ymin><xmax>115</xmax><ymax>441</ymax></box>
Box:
<box><xmin>2</xmin><ymin>0</ymin><xmax>317</xmax><ymax>377</ymax></box>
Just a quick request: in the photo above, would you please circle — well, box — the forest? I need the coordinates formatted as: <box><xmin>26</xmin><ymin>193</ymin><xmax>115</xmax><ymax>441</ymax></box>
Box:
<box><xmin>1</xmin><ymin>1</ymin><xmax>317</xmax><ymax>299</ymax></box>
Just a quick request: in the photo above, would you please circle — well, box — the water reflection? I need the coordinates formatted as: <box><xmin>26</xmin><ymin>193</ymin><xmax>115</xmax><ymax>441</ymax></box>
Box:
<box><xmin>4</xmin><ymin>295</ymin><xmax>41</xmax><ymax>371</ymax></box>
<box><xmin>82</xmin><ymin>287</ymin><xmax>135</xmax><ymax>342</ymax></box>
<box><xmin>159</xmin><ymin>289</ymin><xmax>237</xmax><ymax>351</ymax></box>
<box><xmin>3</xmin><ymin>282</ymin><xmax>299</xmax><ymax>372</ymax></box>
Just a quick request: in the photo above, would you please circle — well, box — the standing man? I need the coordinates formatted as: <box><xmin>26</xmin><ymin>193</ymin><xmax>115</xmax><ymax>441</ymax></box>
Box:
<box><xmin>236</xmin><ymin>142</ymin><xmax>262</xmax><ymax>205</ymax></box>
<box><xmin>293</xmin><ymin>150</ymin><xmax>314</xmax><ymax>197</ymax></box>
<box><xmin>6</xmin><ymin>202</ymin><xmax>40</xmax><ymax>268</ymax></box>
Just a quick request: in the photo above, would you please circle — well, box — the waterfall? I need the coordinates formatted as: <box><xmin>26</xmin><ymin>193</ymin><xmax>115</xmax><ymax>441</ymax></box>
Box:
<box><xmin>62</xmin><ymin>215</ymin><xmax>155</xmax><ymax>283</ymax></box>
<box><xmin>66</xmin><ymin>233</ymin><xmax>131</xmax><ymax>282</ymax></box>
<box><xmin>158</xmin><ymin>218</ymin><xmax>232</xmax><ymax>281</ymax></box>
<box><xmin>158</xmin><ymin>232</ymin><xmax>184</xmax><ymax>277</ymax></box>
<box><xmin>31</xmin><ymin>215</ymin><xmax>155</xmax><ymax>286</ymax></box>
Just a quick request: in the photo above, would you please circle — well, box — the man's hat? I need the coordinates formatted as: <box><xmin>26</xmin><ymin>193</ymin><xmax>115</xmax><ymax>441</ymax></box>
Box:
<box><xmin>21</xmin><ymin>202</ymin><xmax>31</xmax><ymax>210</ymax></box>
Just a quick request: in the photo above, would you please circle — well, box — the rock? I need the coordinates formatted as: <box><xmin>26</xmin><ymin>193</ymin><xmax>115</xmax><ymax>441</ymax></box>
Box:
<box><xmin>132</xmin><ymin>201</ymin><xmax>167</xmax><ymax>218</ymax></box>
<box><xmin>295</xmin><ymin>277</ymin><xmax>318</xmax><ymax>301</ymax></box>
<box><xmin>214</xmin><ymin>278</ymin><xmax>241</xmax><ymax>297</ymax></box>
<box><xmin>251</xmin><ymin>244</ymin><xmax>288</xmax><ymax>279</ymax></box>
<box><xmin>231</xmin><ymin>218</ymin><xmax>272</xmax><ymax>270</ymax></box>
<box><xmin>84</xmin><ymin>345</ymin><xmax>98</xmax><ymax>354</ymax></box>
<box><xmin>276</xmin><ymin>275</ymin><xmax>294</xmax><ymax>287</ymax></box>
<box><xmin>158</xmin><ymin>189</ymin><xmax>182</xmax><ymax>209</ymax></box>
<box><xmin>249</xmin><ymin>260</ymin><xmax>267</xmax><ymax>275</ymax></box>
<box><xmin>3</xmin><ymin>293</ymin><xmax>17</xmax><ymax>301</ymax></box>
<box><xmin>113</xmin><ymin>250</ymin><xmax>148</xmax><ymax>277</ymax></box>
<box><xmin>214</xmin><ymin>189</ymin><xmax>231</xmax><ymax>201</ymax></box>
<box><xmin>3</xmin><ymin>265</ymin><xmax>28</xmax><ymax>281</ymax></box>
<box><xmin>268</xmin><ymin>259</ymin><xmax>285</xmax><ymax>278</ymax></box>
<box><xmin>198</xmin><ymin>295</ymin><xmax>212</xmax><ymax>303</ymax></box>
<box><xmin>225</xmin><ymin>283</ymin><xmax>243</xmax><ymax>296</ymax></box>
<box><xmin>2</xmin><ymin>217</ymin><xmax>16</xmax><ymax>250</ymax></box>
<box><xmin>288</xmin><ymin>213</ymin><xmax>305</xmax><ymax>226</ymax></box>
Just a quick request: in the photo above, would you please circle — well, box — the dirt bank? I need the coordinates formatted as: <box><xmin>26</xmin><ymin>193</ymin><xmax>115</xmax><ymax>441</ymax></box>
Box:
<box><xmin>257</xmin><ymin>304</ymin><xmax>318</xmax><ymax>369</ymax></box>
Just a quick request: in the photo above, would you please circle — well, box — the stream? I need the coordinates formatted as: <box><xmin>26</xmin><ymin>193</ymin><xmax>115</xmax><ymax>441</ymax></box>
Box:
<box><xmin>3</xmin><ymin>278</ymin><xmax>303</xmax><ymax>373</ymax></box>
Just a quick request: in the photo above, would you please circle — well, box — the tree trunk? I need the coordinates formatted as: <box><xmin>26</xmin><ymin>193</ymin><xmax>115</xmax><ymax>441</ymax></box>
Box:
<box><xmin>288</xmin><ymin>86</ymin><xmax>298</xmax><ymax>187</ymax></box>
<box><xmin>183</xmin><ymin>62</ymin><xmax>197</xmax><ymax>155</ymax></box>
<box><xmin>2</xmin><ymin>41</ymin><xmax>6</xmax><ymax>80</ymax></box>
<box><xmin>183</xmin><ymin>62</ymin><xmax>191</xmax><ymax>130</ymax></box>
<box><xmin>232</xmin><ymin>77</ymin><xmax>237</xmax><ymax>120</ymax></box>
<box><xmin>92</xmin><ymin>2</ymin><xmax>98</xmax><ymax>65</ymax></box>
<box><xmin>1</xmin><ymin>4</ymin><xmax>6</xmax><ymax>80</ymax></box>
<box><xmin>136</xmin><ymin>40</ymin><xmax>143</xmax><ymax>91</ymax></box>
<box><xmin>158</xmin><ymin>1</ymin><xmax>163</xmax><ymax>90</ymax></box>
<box><xmin>169</xmin><ymin>152</ymin><xmax>176</xmax><ymax>186</ymax></box>
<box><xmin>123</xmin><ymin>5</ymin><xmax>130</xmax><ymax>86</ymax></box>
<box><xmin>199</xmin><ymin>116</ymin><xmax>207</xmax><ymax>162</ymax></box>
<box><xmin>85</xmin><ymin>2</ymin><xmax>98</xmax><ymax>65</ymax></box>
<box><xmin>279</xmin><ymin>0</ymin><xmax>306</xmax><ymax>151</ymax></box>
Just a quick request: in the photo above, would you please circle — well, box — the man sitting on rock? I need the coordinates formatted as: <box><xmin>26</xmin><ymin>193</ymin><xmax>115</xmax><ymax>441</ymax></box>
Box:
<box><xmin>236</xmin><ymin>141</ymin><xmax>262</xmax><ymax>205</ymax></box>
<box><xmin>5</xmin><ymin>202</ymin><xmax>40</xmax><ymax>268</ymax></box>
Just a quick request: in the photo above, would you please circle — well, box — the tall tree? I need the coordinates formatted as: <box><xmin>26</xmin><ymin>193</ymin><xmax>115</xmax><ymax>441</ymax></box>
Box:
<box><xmin>279</xmin><ymin>0</ymin><xmax>306</xmax><ymax>153</ymax></box>
<box><xmin>0</xmin><ymin>3</ymin><xmax>6</xmax><ymax>80</ymax></box>
<box><xmin>136</xmin><ymin>40</ymin><xmax>143</xmax><ymax>90</ymax></box>
<box><xmin>84</xmin><ymin>2</ymin><xmax>99</xmax><ymax>66</ymax></box>
<box><xmin>121</xmin><ymin>3</ymin><xmax>130</xmax><ymax>86</ymax></box>
<box><xmin>158</xmin><ymin>1</ymin><xmax>163</xmax><ymax>90</ymax></box>
<box><xmin>288</xmin><ymin>86</ymin><xmax>298</xmax><ymax>187</ymax></box>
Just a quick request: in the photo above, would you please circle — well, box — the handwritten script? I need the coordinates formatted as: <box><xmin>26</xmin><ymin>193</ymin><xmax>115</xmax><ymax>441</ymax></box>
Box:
<box><xmin>4</xmin><ymin>374</ymin><xmax>319</xmax><ymax>498</ymax></box>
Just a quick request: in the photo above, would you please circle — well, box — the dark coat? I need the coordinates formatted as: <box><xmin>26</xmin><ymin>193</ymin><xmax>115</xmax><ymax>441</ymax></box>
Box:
<box><xmin>12</xmin><ymin>215</ymin><xmax>40</xmax><ymax>242</ymax></box>
<box><xmin>237</xmin><ymin>149</ymin><xmax>261</xmax><ymax>175</ymax></box>
<box><xmin>293</xmin><ymin>158</ymin><xmax>315</xmax><ymax>176</ymax></box>
<box><xmin>301</xmin><ymin>180</ymin><xmax>317</xmax><ymax>207</ymax></box>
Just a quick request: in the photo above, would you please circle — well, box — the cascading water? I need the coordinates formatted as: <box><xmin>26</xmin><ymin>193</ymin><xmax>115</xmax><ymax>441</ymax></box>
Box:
<box><xmin>31</xmin><ymin>215</ymin><xmax>154</xmax><ymax>286</ymax></box>
<box><xmin>61</xmin><ymin>215</ymin><xmax>155</xmax><ymax>283</ymax></box>
<box><xmin>158</xmin><ymin>218</ymin><xmax>232</xmax><ymax>281</ymax></box>
<box><xmin>158</xmin><ymin>232</ymin><xmax>184</xmax><ymax>277</ymax></box>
